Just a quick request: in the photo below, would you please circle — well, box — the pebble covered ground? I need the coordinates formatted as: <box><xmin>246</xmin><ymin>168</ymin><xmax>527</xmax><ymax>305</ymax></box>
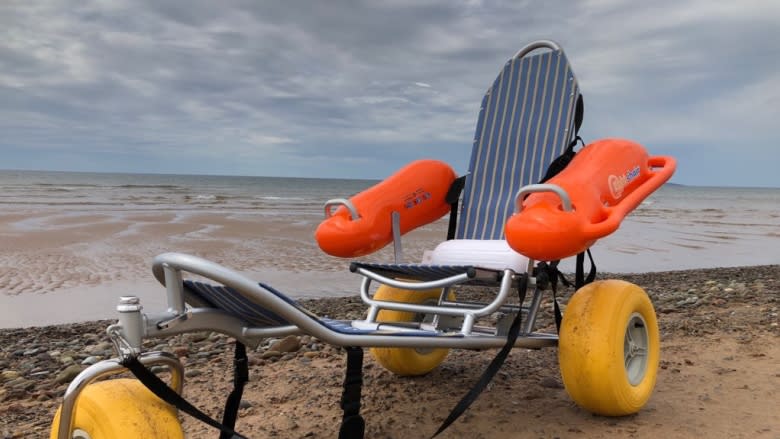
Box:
<box><xmin>1</xmin><ymin>265</ymin><xmax>778</xmax><ymax>438</ymax></box>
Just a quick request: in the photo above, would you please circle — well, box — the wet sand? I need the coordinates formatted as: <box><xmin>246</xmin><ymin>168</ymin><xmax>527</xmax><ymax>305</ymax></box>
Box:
<box><xmin>2</xmin><ymin>207</ymin><xmax>779</xmax><ymax>328</ymax></box>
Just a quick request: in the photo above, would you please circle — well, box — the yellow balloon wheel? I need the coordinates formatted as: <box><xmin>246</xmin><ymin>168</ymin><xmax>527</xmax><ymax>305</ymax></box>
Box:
<box><xmin>369</xmin><ymin>285</ymin><xmax>454</xmax><ymax>376</ymax></box>
<box><xmin>50</xmin><ymin>378</ymin><xmax>184</xmax><ymax>439</ymax></box>
<box><xmin>559</xmin><ymin>280</ymin><xmax>660</xmax><ymax>416</ymax></box>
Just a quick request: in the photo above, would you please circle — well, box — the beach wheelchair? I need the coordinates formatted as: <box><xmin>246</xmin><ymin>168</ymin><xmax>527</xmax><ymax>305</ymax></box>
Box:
<box><xmin>51</xmin><ymin>40</ymin><xmax>676</xmax><ymax>439</ymax></box>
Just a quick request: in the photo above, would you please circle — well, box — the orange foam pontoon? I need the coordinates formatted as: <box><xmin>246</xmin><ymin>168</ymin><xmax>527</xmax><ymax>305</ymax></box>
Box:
<box><xmin>315</xmin><ymin>159</ymin><xmax>456</xmax><ymax>258</ymax></box>
<box><xmin>505</xmin><ymin>138</ymin><xmax>676</xmax><ymax>261</ymax></box>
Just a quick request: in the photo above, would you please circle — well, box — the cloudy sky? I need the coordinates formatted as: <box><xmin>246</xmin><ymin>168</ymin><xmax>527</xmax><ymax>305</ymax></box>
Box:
<box><xmin>1</xmin><ymin>0</ymin><xmax>778</xmax><ymax>187</ymax></box>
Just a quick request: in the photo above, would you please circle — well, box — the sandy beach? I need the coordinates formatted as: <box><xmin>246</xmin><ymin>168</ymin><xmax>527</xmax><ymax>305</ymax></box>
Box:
<box><xmin>0</xmin><ymin>209</ymin><xmax>449</xmax><ymax>328</ymax></box>
<box><xmin>1</xmin><ymin>265</ymin><xmax>778</xmax><ymax>438</ymax></box>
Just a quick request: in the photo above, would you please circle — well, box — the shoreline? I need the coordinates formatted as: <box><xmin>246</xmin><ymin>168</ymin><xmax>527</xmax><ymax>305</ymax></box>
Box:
<box><xmin>2</xmin><ymin>264</ymin><xmax>778</xmax><ymax>437</ymax></box>
<box><xmin>1</xmin><ymin>263</ymin><xmax>777</xmax><ymax>330</ymax></box>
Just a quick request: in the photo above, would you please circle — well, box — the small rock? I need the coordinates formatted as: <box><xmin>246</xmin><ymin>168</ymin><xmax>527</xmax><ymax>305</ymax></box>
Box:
<box><xmin>7</xmin><ymin>377</ymin><xmax>34</xmax><ymax>391</ymax></box>
<box><xmin>81</xmin><ymin>356</ymin><xmax>101</xmax><ymax>366</ymax></box>
<box><xmin>239</xmin><ymin>400</ymin><xmax>253</xmax><ymax>409</ymax></box>
<box><xmin>262</xmin><ymin>350</ymin><xmax>282</xmax><ymax>359</ymax></box>
<box><xmin>1</xmin><ymin>370</ymin><xmax>21</xmax><ymax>382</ymax></box>
<box><xmin>86</xmin><ymin>342</ymin><xmax>113</xmax><ymax>355</ymax></box>
<box><xmin>55</xmin><ymin>365</ymin><xmax>84</xmax><ymax>385</ymax></box>
<box><xmin>185</xmin><ymin>369</ymin><xmax>203</xmax><ymax>378</ymax></box>
<box><xmin>539</xmin><ymin>376</ymin><xmax>563</xmax><ymax>389</ymax></box>
<box><xmin>186</xmin><ymin>332</ymin><xmax>210</xmax><ymax>343</ymax></box>
<box><xmin>269</xmin><ymin>335</ymin><xmax>301</xmax><ymax>353</ymax></box>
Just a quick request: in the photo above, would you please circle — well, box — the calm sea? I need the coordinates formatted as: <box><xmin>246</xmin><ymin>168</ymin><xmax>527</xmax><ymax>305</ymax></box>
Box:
<box><xmin>1</xmin><ymin>169</ymin><xmax>779</xmax><ymax>272</ymax></box>
<box><xmin>1</xmin><ymin>170</ymin><xmax>778</xmax><ymax>327</ymax></box>
<box><xmin>0</xmin><ymin>170</ymin><xmax>376</xmax><ymax>217</ymax></box>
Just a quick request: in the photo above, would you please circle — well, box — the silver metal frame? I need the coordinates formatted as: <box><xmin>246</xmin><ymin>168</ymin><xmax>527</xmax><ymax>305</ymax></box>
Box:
<box><xmin>141</xmin><ymin>252</ymin><xmax>556</xmax><ymax>350</ymax></box>
<box><xmin>56</xmin><ymin>247</ymin><xmax>557</xmax><ymax>438</ymax></box>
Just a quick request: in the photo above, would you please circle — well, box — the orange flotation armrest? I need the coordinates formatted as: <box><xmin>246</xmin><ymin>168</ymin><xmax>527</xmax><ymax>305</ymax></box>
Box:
<box><xmin>505</xmin><ymin>138</ymin><xmax>676</xmax><ymax>261</ymax></box>
<box><xmin>315</xmin><ymin>159</ymin><xmax>456</xmax><ymax>258</ymax></box>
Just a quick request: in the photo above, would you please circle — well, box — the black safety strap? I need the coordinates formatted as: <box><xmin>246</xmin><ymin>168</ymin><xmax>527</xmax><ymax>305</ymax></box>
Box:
<box><xmin>536</xmin><ymin>249</ymin><xmax>596</xmax><ymax>332</ymax></box>
<box><xmin>575</xmin><ymin>249</ymin><xmax>597</xmax><ymax>289</ymax></box>
<box><xmin>220</xmin><ymin>342</ymin><xmax>249</xmax><ymax>439</ymax></box>
<box><xmin>431</xmin><ymin>275</ymin><xmax>528</xmax><ymax>438</ymax></box>
<box><xmin>540</xmin><ymin>94</ymin><xmax>584</xmax><ymax>184</ymax></box>
<box><xmin>535</xmin><ymin>261</ymin><xmax>565</xmax><ymax>331</ymax></box>
<box><xmin>339</xmin><ymin>347</ymin><xmax>366</xmax><ymax>439</ymax></box>
<box><xmin>445</xmin><ymin>176</ymin><xmax>467</xmax><ymax>240</ymax></box>
<box><xmin>121</xmin><ymin>351</ymin><xmax>248</xmax><ymax>439</ymax></box>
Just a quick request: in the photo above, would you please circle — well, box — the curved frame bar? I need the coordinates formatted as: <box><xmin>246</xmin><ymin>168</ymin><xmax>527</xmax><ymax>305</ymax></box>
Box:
<box><xmin>359</xmin><ymin>269</ymin><xmax>517</xmax><ymax>335</ymax></box>
<box><xmin>514</xmin><ymin>183</ymin><xmax>573</xmax><ymax>213</ymax></box>
<box><xmin>323</xmin><ymin>198</ymin><xmax>361</xmax><ymax>220</ymax></box>
<box><xmin>354</xmin><ymin>267</ymin><xmax>473</xmax><ymax>291</ymax></box>
<box><xmin>513</xmin><ymin>39</ymin><xmax>562</xmax><ymax>59</ymax></box>
<box><xmin>56</xmin><ymin>351</ymin><xmax>184</xmax><ymax>439</ymax></box>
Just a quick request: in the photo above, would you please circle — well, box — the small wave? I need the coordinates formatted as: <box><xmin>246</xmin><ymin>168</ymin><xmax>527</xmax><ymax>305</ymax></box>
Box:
<box><xmin>36</xmin><ymin>183</ymin><xmax>102</xmax><ymax>188</ymax></box>
<box><xmin>183</xmin><ymin>194</ymin><xmax>231</xmax><ymax>204</ymax></box>
<box><xmin>0</xmin><ymin>201</ymin><xmax>125</xmax><ymax>207</ymax></box>
<box><xmin>116</xmin><ymin>184</ymin><xmax>184</xmax><ymax>190</ymax></box>
<box><xmin>256</xmin><ymin>196</ymin><xmax>307</xmax><ymax>201</ymax></box>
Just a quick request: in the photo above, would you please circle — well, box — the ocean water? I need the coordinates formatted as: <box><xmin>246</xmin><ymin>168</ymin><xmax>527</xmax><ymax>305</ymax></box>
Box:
<box><xmin>0</xmin><ymin>170</ymin><xmax>778</xmax><ymax>327</ymax></box>
<box><xmin>0</xmin><ymin>170</ymin><xmax>376</xmax><ymax>217</ymax></box>
<box><xmin>1</xmin><ymin>170</ymin><xmax>778</xmax><ymax>271</ymax></box>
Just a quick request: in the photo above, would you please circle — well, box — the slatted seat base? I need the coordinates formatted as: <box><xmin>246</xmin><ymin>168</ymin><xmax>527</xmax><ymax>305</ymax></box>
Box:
<box><xmin>183</xmin><ymin>280</ymin><xmax>459</xmax><ymax>337</ymax></box>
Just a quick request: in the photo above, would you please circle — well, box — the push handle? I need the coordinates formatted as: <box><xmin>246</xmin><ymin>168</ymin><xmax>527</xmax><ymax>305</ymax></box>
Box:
<box><xmin>514</xmin><ymin>183</ymin><xmax>574</xmax><ymax>213</ymax></box>
<box><xmin>323</xmin><ymin>198</ymin><xmax>361</xmax><ymax>220</ymax></box>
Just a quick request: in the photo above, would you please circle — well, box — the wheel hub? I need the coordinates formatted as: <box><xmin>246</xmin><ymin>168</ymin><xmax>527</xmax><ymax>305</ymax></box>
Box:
<box><xmin>624</xmin><ymin>313</ymin><xmax>649</xmax><ymax>386</ymax></box>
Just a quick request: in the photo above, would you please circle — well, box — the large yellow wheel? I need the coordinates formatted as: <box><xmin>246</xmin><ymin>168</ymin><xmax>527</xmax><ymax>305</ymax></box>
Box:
<box><xmin>50</xmin><ymin>378</ymin><xmax>184</xmax><ymax>439</ymax></box>
<box><xmin>559</xmin><ymin>280</ymin><xmax>660</xmax><ymax>416</ymax></box>
<box><xmin>370</xmin><ymin>285</ymin><xmax>453</xmax><ymax>376</ymax></box>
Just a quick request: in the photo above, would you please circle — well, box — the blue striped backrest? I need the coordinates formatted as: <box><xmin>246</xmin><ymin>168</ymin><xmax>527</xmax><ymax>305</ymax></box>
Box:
<box><xmin>456</xmin><ymin>48</ymin><xmax>580</xmax><ymax>240</ymax></box>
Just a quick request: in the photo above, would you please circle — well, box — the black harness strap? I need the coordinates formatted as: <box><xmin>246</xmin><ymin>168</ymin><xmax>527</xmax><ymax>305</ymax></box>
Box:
<box><xmin>537</xmin><ymin>249</ymin><xmax>596</xmax><ymax>332</ymax></box>
<box><xmin>220</xmin><ymin>342</ymin><xmax>249</xmax><ymax>439</ymax></box>
<box><xmin>121</xmin><ymin>346</ymin><xmax>249</xmax><ymax>439</ymax></box>
<box><xmin>445</xmin><ymin>176</ymin><xmax>467</xmax><ymax>240</ymax></box>
<box><xmin>575</xmin><ymin>249</ymin><xmax>597</xmax><ymax>289</ymax></box>
<box><xmin>431</xmin><ymin>275</ymin><xmax>528</xmax><ymax>438</ymax></box>
<box><xmin>339</xmin><ymin>347</ymin><xmax>366</xmax><ymax>439</ymax></box>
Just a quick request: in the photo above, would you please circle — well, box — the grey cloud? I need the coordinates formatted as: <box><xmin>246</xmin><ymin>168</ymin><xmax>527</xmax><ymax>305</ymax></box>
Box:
<box><xmin>0</xmin><ymin>0</ymin><xmax>778</xmax><ymax>184</ymax></box>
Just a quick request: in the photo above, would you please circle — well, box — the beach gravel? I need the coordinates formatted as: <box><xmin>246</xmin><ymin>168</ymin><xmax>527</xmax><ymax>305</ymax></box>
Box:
<box><xmin>1</xmin><ymin>265</ymin><xmax>778</xmax><ymax>438</ymax></box>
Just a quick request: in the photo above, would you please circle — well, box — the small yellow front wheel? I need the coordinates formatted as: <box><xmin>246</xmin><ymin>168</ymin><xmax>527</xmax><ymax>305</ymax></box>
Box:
<box><xmin>370</xmin><ymin>285</ymin><xmax>453</xmax><ymax>376</ymax></box>
<box><xmin>559</xmin><ymin>280</ymin><xmax>660</xmax><ymax>416</ymax></box>
<box><xmin>50</xmin><ymin>378</ymin><xmax>184</xmax><ymax>439</ymax></box>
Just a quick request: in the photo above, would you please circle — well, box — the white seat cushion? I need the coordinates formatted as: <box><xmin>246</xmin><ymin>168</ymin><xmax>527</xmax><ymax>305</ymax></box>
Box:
<box><xmin>422</xmin><ymin>239</ymin><xmax>530</xmax><ymax>273</ymax></box>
